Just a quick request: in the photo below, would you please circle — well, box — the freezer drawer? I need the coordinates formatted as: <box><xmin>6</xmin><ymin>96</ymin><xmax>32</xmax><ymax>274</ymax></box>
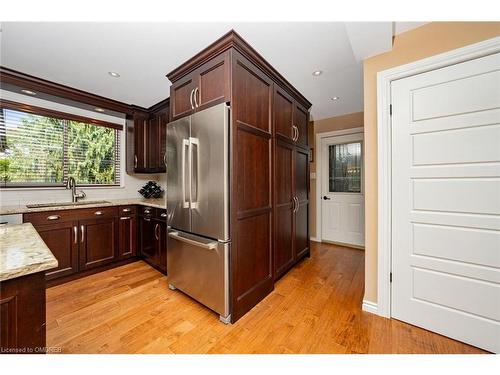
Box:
<box><xmin>167</xmin><ymin>230</ymin><xmax>230</xmax><ymax>320</ymax></box>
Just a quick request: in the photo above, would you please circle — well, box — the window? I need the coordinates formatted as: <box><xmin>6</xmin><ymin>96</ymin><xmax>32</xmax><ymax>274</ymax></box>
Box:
<box><xmin>0</xmin><ymin>102</ymin><xmax>121</xmax><ymax>187</ymax></box>
<box><xmin>328</xmin><ymin>142</ymin><xmax>362</xmax><ymax>193</ymax></box>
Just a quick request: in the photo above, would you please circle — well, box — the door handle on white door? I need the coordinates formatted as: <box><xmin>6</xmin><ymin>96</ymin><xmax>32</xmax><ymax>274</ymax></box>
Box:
<box><xmin>323</xmin><ymin>196</ymin><xmax>331</xmax><ymax>200</ymax></box>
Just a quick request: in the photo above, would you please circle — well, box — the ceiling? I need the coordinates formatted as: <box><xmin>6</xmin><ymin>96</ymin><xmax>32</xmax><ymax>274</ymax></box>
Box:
<box><xmin>0</xmin><ymin>22</ymin><xmax>426</xmax><ymax>120</ymax></box>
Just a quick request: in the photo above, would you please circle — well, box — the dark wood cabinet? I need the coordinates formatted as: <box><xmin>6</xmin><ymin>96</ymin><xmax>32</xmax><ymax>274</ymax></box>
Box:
<box><xmin>79</xmin><ymin>216</ymin><xmax>117</xmax><ymax>271</ymax></box>
<box><xmin>139</xmin><ymin>216</ymin><xmax>156</xmax><ymax>260</ymax></box>
<box><xmin>169</xmin><ymin>51</ymin><xmax>230</xmax><ymax>121</ymax></box>
<box><xmin>32</xmin><ymin>221</ymin><xmax>79</xmax><ymax>280</ymax></box>
<box><xmin>166</xmin><ymin>30</ymin><xmax>311</xmax><ymax>323</ymax></box>
<box><xmin>274</xmin><ymin>140</ymin><xmax>295</xmax><ymax>278</ymax></box>
<box><xmin>294</xmin><ymin>147</ymin><xmax>310</xmax><ymax>259</ymax></box>
<box><xmin>126</xmin><ymin>100</ymin><xmax>169</xmax><ymax>174</ymax></box>
<box><xmin>0</xmin><ymin>272</ymin><xmax>46</xmax><ymax>354</ymax></box>
<box><xmin>118</xmin><ymin>215</ymin><xmax>137</xmax><ymax>259</ymax></box>
<box><xmin>138</xmin><ymin>207</ymin><xmax>167</xmax><ymax>273</ymax></box>
<box><xmin>294</xmin><ymin>103</ymin><xmax>309</xmax><ymax>148</ymax></box>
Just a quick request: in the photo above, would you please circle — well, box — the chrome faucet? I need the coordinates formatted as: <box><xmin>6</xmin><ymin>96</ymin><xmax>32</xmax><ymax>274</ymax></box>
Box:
<box><xmin>65</xmin><ymin>177</ymin><xmax>86</xmax><ymax>203</ymax></box>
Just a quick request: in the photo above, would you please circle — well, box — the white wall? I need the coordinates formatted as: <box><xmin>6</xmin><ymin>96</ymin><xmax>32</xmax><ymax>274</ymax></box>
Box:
<box><xmin>0</xmin><ymin>90</ymin><xmax>166</xmax><ymax>207</ymax></box>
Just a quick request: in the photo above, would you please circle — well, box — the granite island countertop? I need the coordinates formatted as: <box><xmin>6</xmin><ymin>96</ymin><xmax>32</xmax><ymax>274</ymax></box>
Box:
<box><xmin>0</xmin><ymin>223</ymin><xmax>58</xmax><ymax>282</ymax></box>
<box><xmin>0</xmin><ymin>198</ymin><xmax>166</xmax><ymax>215</ymax></box>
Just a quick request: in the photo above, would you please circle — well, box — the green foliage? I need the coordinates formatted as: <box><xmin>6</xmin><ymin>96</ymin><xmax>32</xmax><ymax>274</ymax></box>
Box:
<box><xmin>0</xmin><ymin>110</ymin><xmax>117</xmax><ymax>186</ymax></box>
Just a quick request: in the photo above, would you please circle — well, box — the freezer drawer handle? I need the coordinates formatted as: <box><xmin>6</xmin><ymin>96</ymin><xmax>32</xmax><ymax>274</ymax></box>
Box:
<box><xmin>168</xmin><ymin>231</ymin><xmax>218</xmax><ymax>250</ymax></box>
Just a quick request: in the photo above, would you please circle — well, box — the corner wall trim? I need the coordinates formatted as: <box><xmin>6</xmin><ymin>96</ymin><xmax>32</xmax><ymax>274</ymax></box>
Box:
<box><xmin>310</xmin><ymin>236</ymin><xmax>320</xmax><ymax>242</ymax></box>
<box><xmin>376</xmin><ymin>36</ymin><xmax>500</xmax><ymax>319</ymax></box>
<box><xmin>362</xmin><ymin>300</ymin><xmax>378</xmax><ymax>315</ymax></box>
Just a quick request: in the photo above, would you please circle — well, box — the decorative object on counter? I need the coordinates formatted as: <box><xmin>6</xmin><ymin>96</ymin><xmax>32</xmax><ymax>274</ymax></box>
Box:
<box><xmin>138</xmin><ymin>181</ymin><xmax>164</xmax><ymax>199</ymax></box>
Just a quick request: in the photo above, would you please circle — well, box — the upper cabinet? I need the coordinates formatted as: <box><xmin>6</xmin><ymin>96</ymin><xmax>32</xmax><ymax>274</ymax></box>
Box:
<box><xmin>126</xmin><ymin>100</ymin><xmax>169</xmax><ymax>174</ymax></box>
<box><xmin>274</xmin><ymin>86</ymin><xmax>309</xmax><ymax>148</ymax></box>
<box><xmin>170</xmin><ymin>51</ymin><xmax>230</xmax><ymax>121</ymax></box>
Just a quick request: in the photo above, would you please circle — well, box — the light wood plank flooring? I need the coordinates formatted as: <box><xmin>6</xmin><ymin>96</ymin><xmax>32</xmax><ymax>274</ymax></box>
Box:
<box><xmin>46</xmin><ymin>242</ymin><xmax>486</xmax><ymax>354</ymax></box>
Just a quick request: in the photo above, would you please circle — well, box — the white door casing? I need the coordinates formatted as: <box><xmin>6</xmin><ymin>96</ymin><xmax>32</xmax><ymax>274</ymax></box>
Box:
<box><xmin>391</xmin><ymin>52</ymin><xmax>500</xmax><ymax>353</ymax></box>
<box><xmin>320</xmin><ymin>132</ymin><xmax>365</xmax><ymax>247</ymax></box>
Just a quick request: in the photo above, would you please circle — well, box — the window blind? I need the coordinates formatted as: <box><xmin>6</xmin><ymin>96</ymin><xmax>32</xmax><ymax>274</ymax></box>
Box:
<box><xmin>0</xmin><ymin>105</ymin><xmax>121</xmax><ymax>187</ymax></box>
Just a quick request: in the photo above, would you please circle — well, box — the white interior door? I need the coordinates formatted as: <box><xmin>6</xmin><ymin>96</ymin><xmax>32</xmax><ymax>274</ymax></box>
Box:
<box><xmin>321</xmin><ymin>133</ymin><xmax>364</xmax><ymax>247</ymax></box>
<box><xmin>391</xmin><ymin>52</ymin><xmax>500</xmax><ymax>353</ymax></box>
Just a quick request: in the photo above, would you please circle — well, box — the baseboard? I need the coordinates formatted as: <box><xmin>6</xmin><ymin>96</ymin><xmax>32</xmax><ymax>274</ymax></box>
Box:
<box><xmin>362</xmin><ymin>300</ymin><xmax>379</xmax><ymax>315</ymax></box>
<box><xmin>310</xmin><ymin>236</ymin><xmax>320</xmax><ymax>242</ymax></box>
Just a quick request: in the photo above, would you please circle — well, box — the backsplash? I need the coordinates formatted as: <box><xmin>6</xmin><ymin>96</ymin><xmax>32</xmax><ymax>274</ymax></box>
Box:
<box><xmin>0</xmin><ymin>173</ymin><xmax>166</xmax><ymax>207</ymax></box>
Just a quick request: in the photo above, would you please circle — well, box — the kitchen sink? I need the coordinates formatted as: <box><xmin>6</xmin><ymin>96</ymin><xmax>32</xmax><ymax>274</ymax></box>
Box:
<box><xmin>26</xmin><ymin>200</ymin><xmax>111</xmax><ymax>208</ymax></box>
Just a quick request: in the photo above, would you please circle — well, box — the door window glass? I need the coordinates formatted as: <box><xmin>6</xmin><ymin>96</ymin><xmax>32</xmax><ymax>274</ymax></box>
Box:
<box><xmin>328</xmin><ymin>142</ymin><xmax>362</xmax><ymax>193</ymax></box>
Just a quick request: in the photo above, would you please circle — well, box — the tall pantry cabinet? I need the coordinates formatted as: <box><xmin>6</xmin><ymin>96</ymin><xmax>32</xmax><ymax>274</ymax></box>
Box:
<box><xmin>167</xmin><ymin>30</ymin><xmax>311</xmax><ymax>322</ymax></box>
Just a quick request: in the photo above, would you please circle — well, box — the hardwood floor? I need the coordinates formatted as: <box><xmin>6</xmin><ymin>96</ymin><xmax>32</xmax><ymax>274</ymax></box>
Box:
<box><xmin>46</xmin><ymin>242</ymin><xmax>486</xmax><ymax>354</ymax></box>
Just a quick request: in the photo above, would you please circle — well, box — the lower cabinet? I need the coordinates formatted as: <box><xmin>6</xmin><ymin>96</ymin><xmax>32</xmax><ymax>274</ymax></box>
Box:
<box><xmin>139</xmin><ymin>207</ymin><xmax>167</xmax><ymax>273</ymax></box>
<box><xmin>118</xmin><ymin>215</ymin><xmax>137</xmax><ymax>259</ymax></box>
<box><xmin>79</xmin><ymin>216</ymin><xmax>118</xmax><ymax>271</ymax></box>
<box><xmin>33</xmin><ymin>221</ymin><xmax>79</xmax><ymax>281</ymax></box>
<box><xmin>273</xmin><ymin>141</ymin><xmax>310</xmax><ymax>280</ymax></box>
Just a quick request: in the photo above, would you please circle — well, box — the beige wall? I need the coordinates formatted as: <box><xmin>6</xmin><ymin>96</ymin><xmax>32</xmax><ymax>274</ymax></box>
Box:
<box><xmin>363</xmin><ymin>22</ymin><xmax>500</xmax><ymax>304</ymax></box>
<box><xmin>309</xmin><ymin>112</ymin><xmax>364</xmax><ymax>239</ymax></box>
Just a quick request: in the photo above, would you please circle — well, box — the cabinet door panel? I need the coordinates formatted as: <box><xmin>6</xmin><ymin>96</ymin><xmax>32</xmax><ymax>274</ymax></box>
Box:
<box><xmin>294</xmin><ymin>103</ymin><xmax>309</xmax><ymax>147</ymax></box>
<box><xmin>134</xmin><ymin>112</ymin><xmax>148</xmax><ymax>171</ymax></box>
<box><xmin>274</xmin><ymin>87</ymin><xmax>294</xmax><ymax>141</ymax></box>
<box><xmin>32</xmin><ymin>221</ymin><xmax>79</xmax><ymax>280</ymax></box>
<box><xmin>147</xmin><ymin>115</ymin><xmax>160</xmax><ymax>170</ymax></box>
<box><xmin>294</xmin><ymin>147</ymin><xmax>309</xmax><ymax>259</ymax></box>
<box><xmin>140</xmin><ymin>217</ymin><xmax>156</xmax><ymax>260</ymax></box>
<box><xmin>158</xmin><ymin>111</ymin><xmax>168</xmax><ymax>172</ymax></box>
<box><xmin>274</xmin><ymin>141</ymin><xmax>295</xmax><ymax>278</ymax></box>
<box><xmin>118</xmin><ymin>216</ymin><xmax>137</xmax><ymax>259</ymax></box>
<box><xmin>79</xmin><ymin>217</ymin><xmax>117</xmax><ymax>271</ymax></box>
<box><xmin>170</xmin><ymin>76</ymin><xmax>196</xmax><ymax>121</ymax></box>
<box><xmin>197</xmin><ymin>51</ymin><xmax>230</xmax><ymax>111</ymax></box>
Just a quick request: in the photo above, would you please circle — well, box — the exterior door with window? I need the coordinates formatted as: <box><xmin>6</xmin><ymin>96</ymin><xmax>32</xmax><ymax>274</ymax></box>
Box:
<box><xmin>321</xmin><ymin>133</ymin><xmax>364</xmax><ymax>247</ymax></box>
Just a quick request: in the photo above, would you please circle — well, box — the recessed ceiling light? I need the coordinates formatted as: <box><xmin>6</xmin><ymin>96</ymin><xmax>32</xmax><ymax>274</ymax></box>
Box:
<box><xmin>312</xmin><ymin>70</ymin><xmax>323</xmax><ymax>76</ymax></box>
<box><xmin>21</xmin><ymin>89</ymin><xmax>36</xmax><ymax>95</ymax></box>
<box><xmin>94</xmin><ymin>107</ymin><xmax>105</xmax><ymax>113</ymax></box>
<box><xmin>108</xmin><ymin>71</ymin><xmax>120</xmax><ymax>78</ymax></box>
<box><xmin>331</xmin><ymin>96</ymin><xmax>340</xmax><ymax>101</ymax></box>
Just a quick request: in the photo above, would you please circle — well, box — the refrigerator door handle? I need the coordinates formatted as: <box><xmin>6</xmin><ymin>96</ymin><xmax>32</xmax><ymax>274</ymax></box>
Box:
<box><xmin>189</xmin><ymin>136</ymin><xmax>199</xmax><ymax>209</ymax></box>
<box><xmin>182</xmin><ymin>138</ymin><xmax>190</xmax><ymax>208</ymax></box>
<box><xmin>168</xmin><ymin>231</ymin><xmax>218</xmax><ymax>250</ymax></box>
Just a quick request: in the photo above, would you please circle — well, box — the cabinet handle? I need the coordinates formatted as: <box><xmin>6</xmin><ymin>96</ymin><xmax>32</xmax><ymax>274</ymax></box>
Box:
<box><xmin>154</xmin><ymin>223</ymin><xmax>160</xmax><ymax>240</ymax></box>
<box><xmin>47</xmin><ymin>215</ymin><xmax>60</xmax><ymax>221</ymax></box>
<box><xmin>80</xmin><ymin>225</ymin><xmax>85</xmax><ymax>243</ymax></box>
<box><xmin>144</xmin><ymin>209</ymin><xmax>151</xmax><ymax>214</ymax></box>
<box><xmin>163</xmin><ymin>153</ymin><xmax>167</xmax><ymax>167</ymax></box>
<box><xmin>295</xmin><ymin>126</ymin><xmax>300</xmax><ymax>142</ymax></box>
<box><xmin>134</xmin><ymin>155</ymin><xmax>138</xmax><ymax>168</ymax></box>
<box><xmin>189</xmin><ymin>88</ymin><xmax>195</xmax><ymax>109</ymax></box>
<box><xmin>94</xmin><ymin>211</ymin><xmax>103</xmax><ymax>215</ymax></box>
<box><xmin>294</xmin><ymin>197</ymin><xmax>300</xmax><ymax>213</ymax></box>
<box><xmin>160</xmin><ymin>212</ymin><xmax>167</xmax><ymax>218</ymax></box>
<box><xmin>73</xmin><ymin>226</ymin><xmax>78</xmax><ymax>244</ymax></box>
<box><xmin>120</xmin><ymin>216</ymin><xmax>131</xmax><ymax>220</ymax></box>
<box><xmin>194</xmin><ymin>87</ymin><xmax>199</xmax><ymax>108</ymax></box>
<box><xmin>144</xmin><ymin>217</ymin><xmax>151</xmax><ymax>222</ymax></box>
<box><xmin>122</xmin><ymin>208</ymin><xmax>131</xmax><ymax>213</ymax></box>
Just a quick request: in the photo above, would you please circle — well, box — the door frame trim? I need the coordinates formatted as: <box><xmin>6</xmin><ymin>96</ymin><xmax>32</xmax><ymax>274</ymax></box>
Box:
<box><xmin>375</xmin><ymin>36</ymin><xmax>500</xmax><ymax>318</ymax></box>
<box><xmin>315</xmin><ymin>126</ymin><xmax>364</xmax><ymax>243</ymax></box>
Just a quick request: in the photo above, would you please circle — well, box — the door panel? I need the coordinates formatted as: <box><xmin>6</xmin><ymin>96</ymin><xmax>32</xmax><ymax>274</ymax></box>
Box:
<box><xmin>274</xmin><ymin>141</ymin><xmax>294</xmax><ymax>278</ymax></box>
<box><xmin>190</xmin><ymin>103</ymin><xmax>229</xmax><ymax>241</ymax></box>
<box><xmin>294</xmin><ymin>103</ymin><xmax>309</xmax><ymax>147</ymax></box>
<box><xmin>140</xmin><ymin>217</ymin><xmax>156</xmax><ymax>260</ymax></box>
<box><xmin>321</xmin><ymin>134</ymin><xmax>364</xmax><ymax>246</ymax></box>
<box><xmin>294</xmin><ymin>147</ymin><xmax>309</xmax><ymax>258</ymax></box>
<box><xmin>197</xmin><ymin>51</ymin><xmax>229</xmax><ymax>111</ymax></box>
<box><xmin>33</xmin><ymin>221</ymin><xmax>78</xmax><ymax>280</ymax></box>
<box><xmin>79</xmin><ymin>217</ymin><xmax>117</xmax><ymax>271</ymax></box>
<box><xmin>170</xmin><ymin>75</ymin><xmax>196</xmax><ymax>121</ymax></box>
<box><xmin>167</xmin><ymin>116</ymin><xmax>191</xmax><ymax>233</ymax></box>
<box><xmin>274</xmin><ymin>87</ymin><xmax>294</xmax><ymax>141</ymax></box>
<box><xmin>391</xmin><ymin>52</ymin><xmax>500</xmax><ymax>353</ymax></box>
<box><xmin>118</xmin><ymin>216</ymin><xmax>137</xmax><ymax>259</ymax></box>
<box><xmin>133</xmin><ymin>112</ymin><xmax>148</xmax><ymax>171</ymax></box>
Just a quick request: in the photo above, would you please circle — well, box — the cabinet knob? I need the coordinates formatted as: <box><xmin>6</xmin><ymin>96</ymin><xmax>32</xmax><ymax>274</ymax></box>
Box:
<box><xmin>47</xmin><ymin>215</ymin><xmax>60</xmax><ymax>221</ymax></box>
<box><xmin>122</xmin><ymin>208</ymin><xmax>131</xmax><ymax>213</ymax></box>
<box><xmin>160</xmin><ymin>213</ymin><xmax>167</xmax><ymax>218</ymax></box>
<box><xmin>94</xmin><ymin>211</ymin><xmax>103</xmax><ymax>215</ymax></box>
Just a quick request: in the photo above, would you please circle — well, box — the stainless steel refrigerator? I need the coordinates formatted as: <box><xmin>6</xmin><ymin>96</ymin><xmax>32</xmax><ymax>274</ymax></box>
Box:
<box><xmin>166</xmin><ymin>103</ymin><xmax>230</xmax><ymax>323</ymax></box>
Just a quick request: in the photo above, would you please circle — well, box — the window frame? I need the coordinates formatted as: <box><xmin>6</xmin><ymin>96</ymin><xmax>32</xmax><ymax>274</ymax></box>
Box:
<box><xmin>0</xmin><ymin>99</ymin><xmax>123</xmax><ymax>189</ymax></box>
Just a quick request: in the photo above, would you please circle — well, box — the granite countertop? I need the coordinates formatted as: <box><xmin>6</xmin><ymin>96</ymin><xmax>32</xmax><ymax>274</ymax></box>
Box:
<box><xmin>0</xmin><ymin>223</ymin><xmax>58</xmax><ymax>282</ymax></box>
<box><xmin>0</xmin><ymin>198</ymin><xmax>166</xmax><ymax>215</ymax></box>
